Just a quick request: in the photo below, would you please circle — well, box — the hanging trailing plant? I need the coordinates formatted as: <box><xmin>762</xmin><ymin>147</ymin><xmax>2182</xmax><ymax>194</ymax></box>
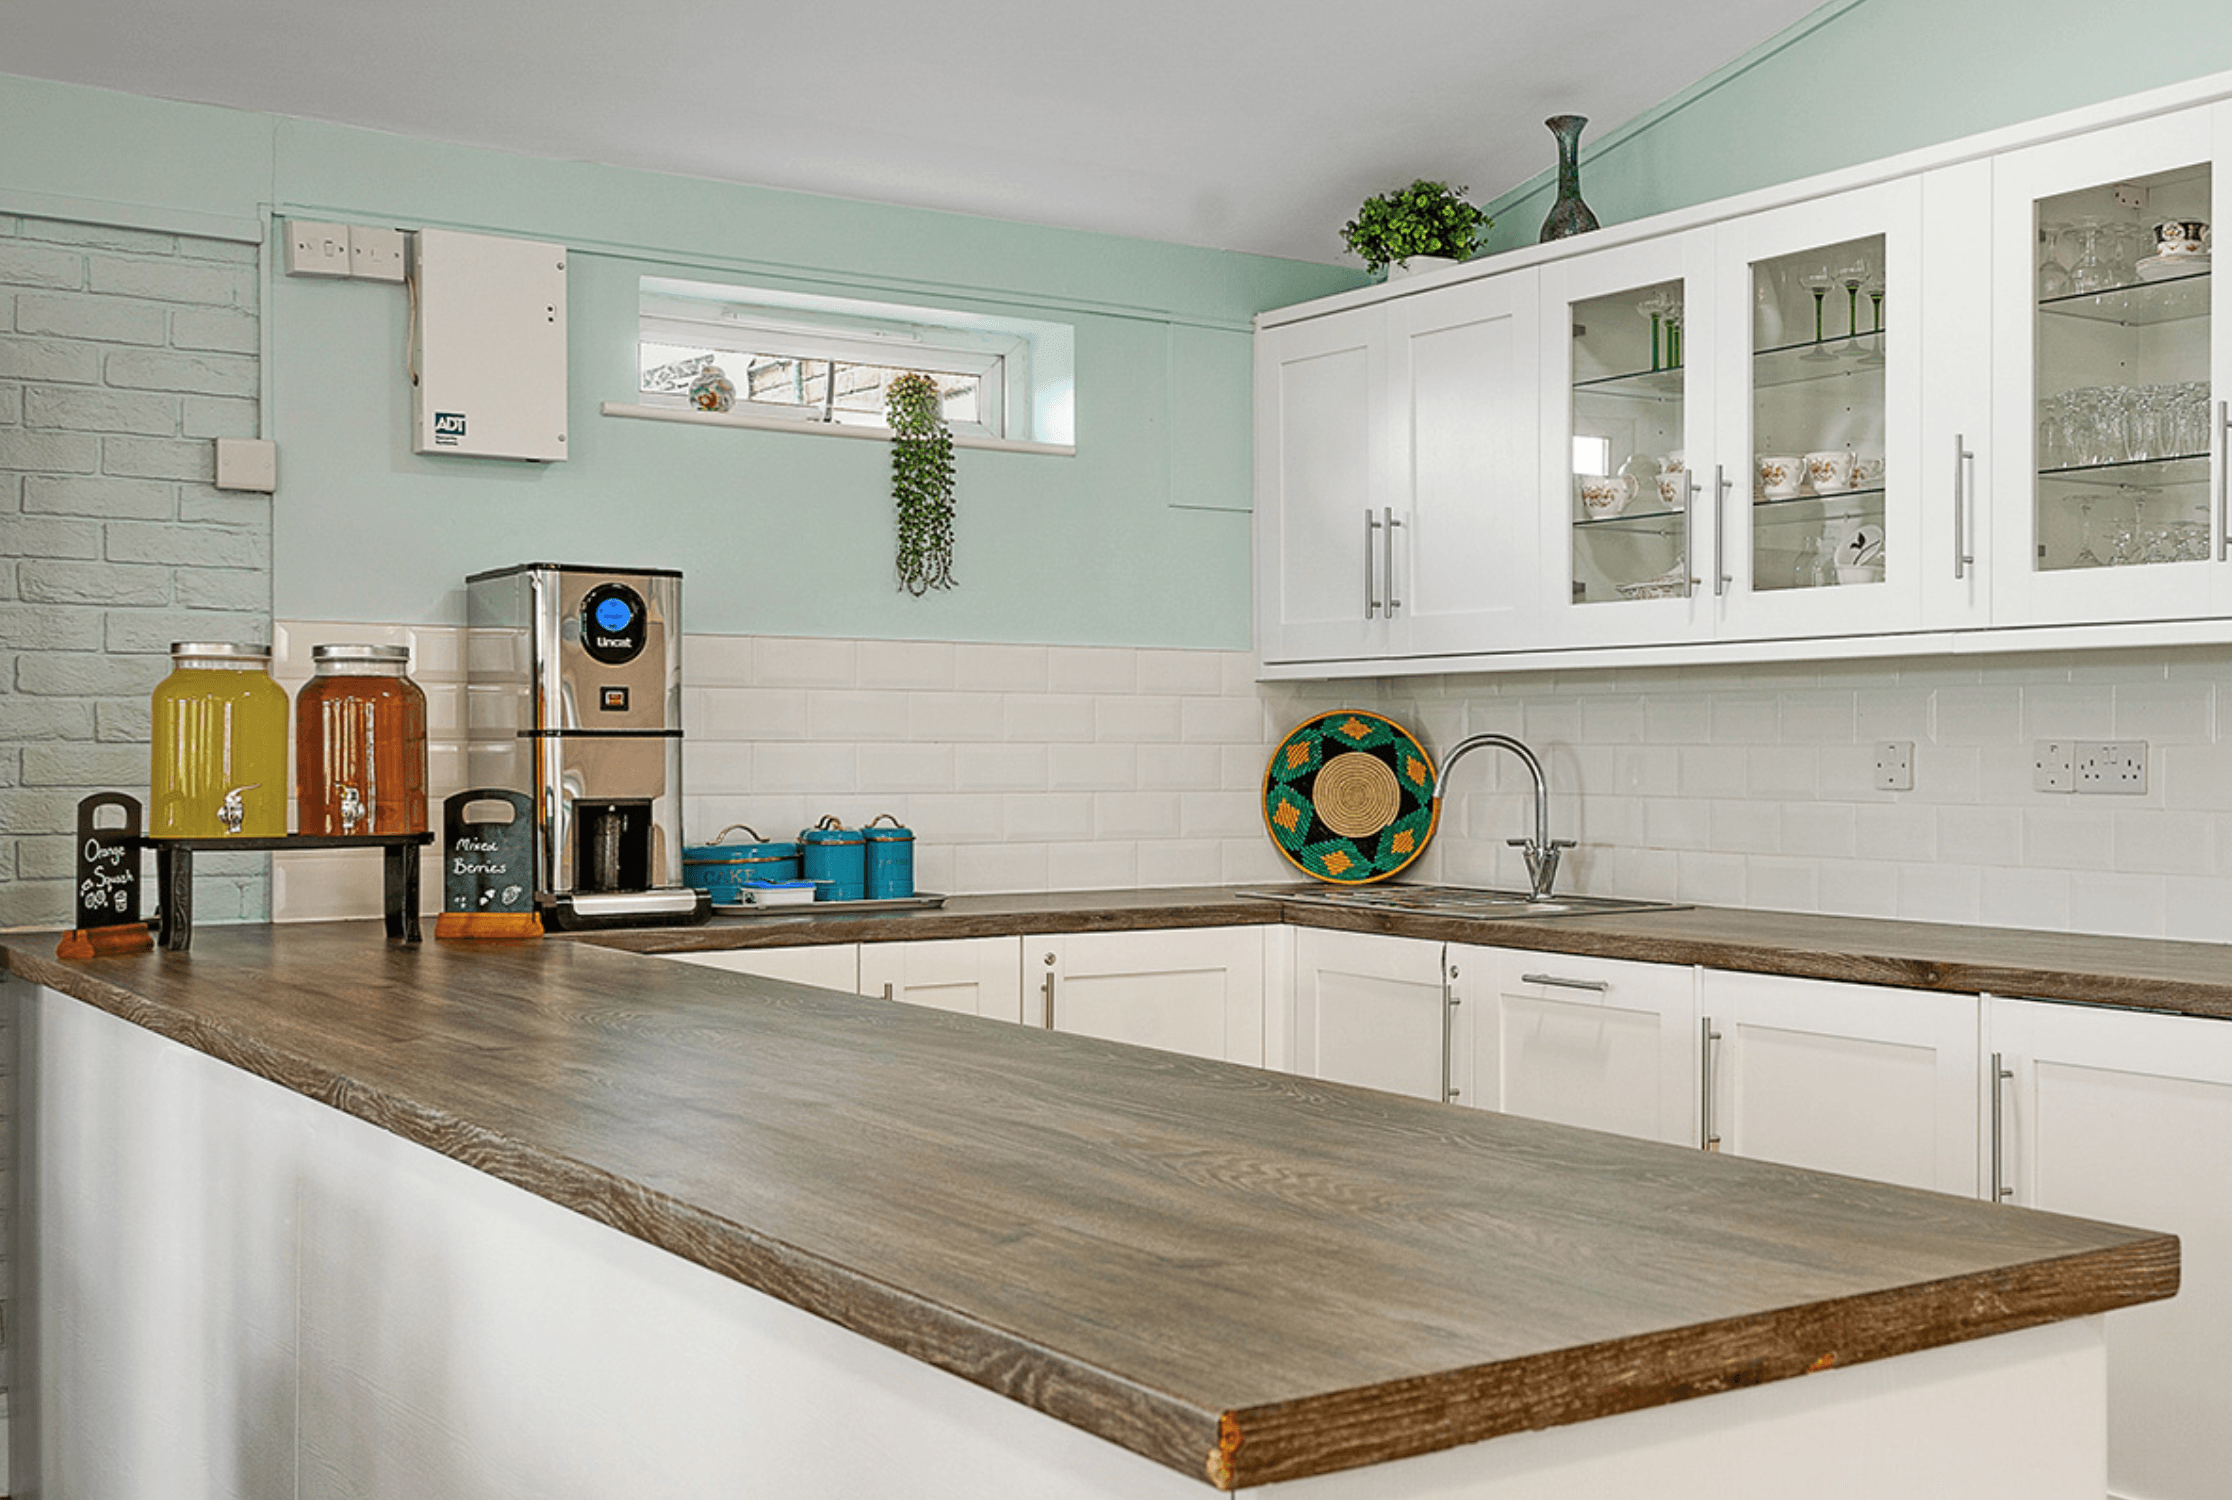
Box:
<box><xmin>887</xmin><ymin>371</ymin><xmax>957</xmax><ymax>596</ymax></box>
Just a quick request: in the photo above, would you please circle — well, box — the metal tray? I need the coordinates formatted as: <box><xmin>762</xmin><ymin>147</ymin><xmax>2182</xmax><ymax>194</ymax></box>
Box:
<box><xmin>712</xmin><ymin>893</ymin><xmax>947</xmax><ymax>918</ymax></box>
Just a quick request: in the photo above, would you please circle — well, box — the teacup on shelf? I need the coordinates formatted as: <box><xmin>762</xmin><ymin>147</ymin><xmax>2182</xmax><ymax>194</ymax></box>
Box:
<box><xmin>1655</xmin><ymin>470</ymin><xmax>1688</xmax><ymax>510</ymax></box>
<box><xmin>1757</xmin><ymin>455</ymin><xmax>1804</xmax><ymax>500</ymax></box>
<box><xmin>1805</xmin><ymin>450</ymin><xmax>1858</xmax><ymax>493</ymax></box>
<box><xmin>1852</xmin><ymin>454</ymin><xmax>1886</xmax><ymax>488</ymax></box>
<box><xmin>1579</xmin><ymin>474</ymin><xmax>1638</xmax><ymax>520</ymax></box>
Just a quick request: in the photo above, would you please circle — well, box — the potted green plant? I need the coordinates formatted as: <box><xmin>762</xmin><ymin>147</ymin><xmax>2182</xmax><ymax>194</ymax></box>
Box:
<box><xmin>1340</xmin><ymin>180</ymin><xmax>1491</xmax><ymax>277</ymax></box>
<box><xmin>887</xmin><ymin>371</ymin><xmax>957</xmax><ymax>596</ymax></box>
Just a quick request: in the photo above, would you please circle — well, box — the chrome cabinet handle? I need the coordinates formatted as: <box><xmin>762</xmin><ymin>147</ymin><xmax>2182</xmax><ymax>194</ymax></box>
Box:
<box><xmin>1441</xmin><ymin>962</ymin><xmax>1460</xmax><ymax>1103</ymax></box>
<box><xmin>1041</xmin><ymin>970</ymin><xmax>1056</xmax><ymax>1030</ymax></box>
<box><xmin>1520</xmin><ymin>972</ymin><xmax>1610</xmax><ymax>992</ymax></box>
<box><xmin>2217</xmin><ymin>401</ymin><xmax>2229</xmax><ymax>563</ymax></box>
<box><xmin>1713</xmin><ymin>465</ymin><xmax>1732</xmax><ymax>597</ymax></box>
<box><xmin>1364</xmin><ymin>509</ymin><xmax>1382</xmax><ymax>618</ymax></box>
<box><xmin>1383</xmin><ymin>507</ymin><xmax>1403</xmax><ymax>614</ymax></box>
<box><xmin>1954</xmin><ymin>433</ymin><xmax>1976</xmax><ymax>580</ymax></box>
<box><xmin>1990</xmin><ymin>1051</ymin><xmax>2015</xmax><ymax>1202</ymax></box>
<box><xmin>1700</xmin><ymin>1016</ymin><xmax>1723</xmax><ymax>1151</ymax></box>
<box><xmin>882</xmin><ymin>982</ymin><xmax>894</xmax><ymax>1002</ymax></box>
<box><xmin>1682</xmin><ymin>469</ymin><xmax>1700</xmax><ymax>595</ymax></box>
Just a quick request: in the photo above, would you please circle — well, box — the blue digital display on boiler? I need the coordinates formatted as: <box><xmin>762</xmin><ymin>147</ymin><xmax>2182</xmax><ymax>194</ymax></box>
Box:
<box><xmin>580</xmin><ymin>582</ymin><xmax>649</xmax><ymax>666</ymax></box>
<box><xmin>594</xmin><ymin>596</ymin><xmax>634</xmax><ymax>633</ymax></box>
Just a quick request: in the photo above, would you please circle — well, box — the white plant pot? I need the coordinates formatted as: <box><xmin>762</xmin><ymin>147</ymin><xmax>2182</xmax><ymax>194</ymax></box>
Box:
<box><xmin>1386</xmin><ymin>255</ymin><xmax>1458</xmax><ymax>279</ymax></box>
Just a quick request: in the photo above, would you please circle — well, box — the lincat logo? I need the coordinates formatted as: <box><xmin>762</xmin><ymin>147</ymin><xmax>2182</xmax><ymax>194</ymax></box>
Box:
<box><xmin>433</xmin><ymin>412</ymin><xmax>467</xmax><ymax>445</ymax></box>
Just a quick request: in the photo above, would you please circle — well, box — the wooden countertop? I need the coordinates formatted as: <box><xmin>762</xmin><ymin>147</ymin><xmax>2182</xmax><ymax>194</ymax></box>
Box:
<box><xmin>1</xmin><ymin>919</ymin><xmax>2180</xmax><ymax>1489</ymax></box>
<box><xmin>601</xmin><ymin>885</ymin><xmax>2232</xmax><ymax>1021</ymax></box>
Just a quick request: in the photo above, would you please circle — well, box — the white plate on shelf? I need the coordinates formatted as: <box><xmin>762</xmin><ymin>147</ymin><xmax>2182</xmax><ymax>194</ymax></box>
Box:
<box><xmin>2135</xmin><ymin>253</ymin><xmax>2211</xmax><ymax>282</ymax></box>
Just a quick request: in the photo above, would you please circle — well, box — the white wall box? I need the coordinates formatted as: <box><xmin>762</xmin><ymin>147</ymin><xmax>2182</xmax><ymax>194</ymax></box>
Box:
<box><xmin>1986</xmin><ymin>996</ymin><xmax>2232</xmax><ymax>1500</ymax></box>
<box><xmin>1255</xmin><ymin>73</ymin><xmax>2232</xmax><ymax>678</ymax></box>
<box><xmin>1700</xmin><ymin>969</ymin><xmax>1981</xmax><ymax>1196</ymax></box>
<box><xmin>1463</xmin><ymin>945</ymin><xmax>1699</xmax><ymax>1147</ymax></box>
<box><xmin>410</xmin><ymin>227</ymin><xmax>569</xmax><ymax>462</ymax></box>
<box><xmin>1027</xmin><ymin>926</ymin><xmax>1267</xmax><ymax>1065</ymax></box>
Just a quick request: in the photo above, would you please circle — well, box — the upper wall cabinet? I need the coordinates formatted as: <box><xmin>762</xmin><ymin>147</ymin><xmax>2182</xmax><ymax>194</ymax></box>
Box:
<box><xmin>1254</xmin><ymin>77</ymin><xmax>2232</xmax><ymax>678</ymax></box>
<box><xmin>1989</xmin><ymin>102</ymin><xmax>2232</xmax><ymax>627</ymax></box>
<box><xmin>1256</xmin><ymin>273</ymin><xmax>1540</xmax><ymax>666</ymax></box>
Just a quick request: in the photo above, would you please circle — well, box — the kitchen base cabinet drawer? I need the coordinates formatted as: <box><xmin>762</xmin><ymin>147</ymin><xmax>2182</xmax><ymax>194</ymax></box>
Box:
<box><xmin>1988</xmin><ymin>997</ymin><xmax>2232</xmax><ymax>1500</ymax></box>
<box><xmin>1464</xmin><ymin>946</ymin><xmax>1697</xmax><ymax>1146</ymax></box>
<box><xmin>665</xmin><ymin>944</ymin><xmax>862</xmax><ymax>993</ymax></box>
<box><xmin>1702</xmin><ymin>969</ymin><xmax>1979</xmax><ymax>1196</ymax></box>
<box><xmin>1027</xmin><ymin>926</ymin><xmax>1266</xmax><ymax>1066</ymax></box>
<box><xmin>859</xmin><ymin>937</ymin><xmax>1024</xmax><ymax>1023</ymax></box>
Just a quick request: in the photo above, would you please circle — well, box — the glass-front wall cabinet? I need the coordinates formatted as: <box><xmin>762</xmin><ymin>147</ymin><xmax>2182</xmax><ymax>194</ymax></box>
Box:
<box><xmin>1992</xmin><ymin>104</ymin><xmax>2231</xmax><ymax>625</ymax></box>
<box><xmin>1746</xmin><ymin>234</ymin><xmax>1888</xmax><ymax>597</ymax></box>
<box><xmin>1546</xmin><ymin>230</ymin><xmax>1717</xmax><ymax>647</ymax></box>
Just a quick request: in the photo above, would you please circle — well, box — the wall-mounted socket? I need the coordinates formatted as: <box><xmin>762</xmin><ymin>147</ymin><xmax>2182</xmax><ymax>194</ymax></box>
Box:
<box><xmin>1874</xmin><ymin>740</ymin><xmax>1914</xmax><ymax>791</ymax></box>
<box><xmin>2074</xmin><ymin>740</ymin><xmax>2148</xmax><ymax>795</ymax></box>
<box><xmin>286</xmin><ymin>220</ymin><xmax>352</xmax><ymax>278</ymax></box>
<box><xmin>349</xmin><ymin>225</ymin><xmax>407</xmax><ymax>282</ymax></box>
<box><xmin>2033</xmin><ymin>740</ymin><xmax>2075</xmax><ymax>793</ymax></box>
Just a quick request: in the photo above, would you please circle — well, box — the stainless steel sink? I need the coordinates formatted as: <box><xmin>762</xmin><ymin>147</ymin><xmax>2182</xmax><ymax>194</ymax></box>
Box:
<box><xmin>1237</xmin><ymin>883</ymin><xmax>1686</xmax><ymax>920</ymax></box>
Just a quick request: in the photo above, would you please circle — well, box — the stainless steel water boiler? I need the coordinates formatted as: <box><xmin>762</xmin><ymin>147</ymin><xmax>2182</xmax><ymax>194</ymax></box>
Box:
<box><xmin>465</xmin><ymin>563</ymin><xmax>709</xmax><ymax>929</ymax></box>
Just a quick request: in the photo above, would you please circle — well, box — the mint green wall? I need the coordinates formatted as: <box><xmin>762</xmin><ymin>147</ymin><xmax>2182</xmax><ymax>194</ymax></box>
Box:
<box><xmin>1480</xmin><ymin>0</ymin><xmax>2232</xmax><ymax>253</ymax></box>
<box><xmin>1</xmin><ymin>74</ymin><xmax>1363</xmax><ymax>648</ymax></box>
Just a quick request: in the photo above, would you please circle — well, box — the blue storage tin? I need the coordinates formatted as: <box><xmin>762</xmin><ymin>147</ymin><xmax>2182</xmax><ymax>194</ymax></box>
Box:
<box><xmin>863</xmin><ymin>813</ymin><xmax>915</xmax><ymax>899</ymax></box>
<box><xmin>800</xmin><ymin>815</ymin><xmax>866</xmax><ymax>901</ymax></box>
<box><xmin>683</xmin><ymin>825</ymin><xmax>803</xmax><ymax>904</ymax></box>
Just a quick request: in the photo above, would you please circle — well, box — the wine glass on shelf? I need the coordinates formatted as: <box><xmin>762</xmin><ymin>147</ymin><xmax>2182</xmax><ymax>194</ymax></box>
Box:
<box><xmin>2070</xmin><ymin>218</ymin><xmax>2116</xmax><ymax>295</ymax></box>
<box><xmin>2070</xmin><ymin>494</ymin><xmax>2103</xmax><ymax>568</ymax></box>
<box><xmin>1635</xmin><ymin>292</ymin><xmax>1674</xmax><ymax>373</ymax></box>
<box><xmin>1800</xmin><ymin>257</ymin><xmax>1837</xmax><ymax>362</ymax></box>
<box><xmin>1663</xmin><ymin>299</ymin><xmax>1686</xmax><ymax>369</ymax></box>
<box><xmin>1837</xmin><ymin>247</ymin><xmax>1876</xmax><ymax>356</ymax></box>
<box><xmin>1859</xmin><ymin>264</ymin><xmax>1888</xmax><ymax>367</ymax></box>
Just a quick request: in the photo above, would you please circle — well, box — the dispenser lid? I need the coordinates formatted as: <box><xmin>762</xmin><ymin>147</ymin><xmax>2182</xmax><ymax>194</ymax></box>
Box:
<box><xmin>311</xmin><ymin>643</ymin><xmax>410</xmax><ymax>664</ymax></box>
<box><xmin>170</xmin><ymin>641</ymin><xmax>271</xmax><ymax>661</ymax></box>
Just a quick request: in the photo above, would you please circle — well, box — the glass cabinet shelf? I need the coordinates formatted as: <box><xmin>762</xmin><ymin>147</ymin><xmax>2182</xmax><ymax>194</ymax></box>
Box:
<box><xmin>2039</xmin><ymin>452</ymin><xmax>2210</xmax><ymax>490</ymax></box>
<box><xmin>1574</xmin><ymin>503</ymin><xmax>1686</xmax><ymax>532</ymax></box>
<box><xmin>1573</xmin><ymin>366</ymin><xmax>1685</xmax><ymax>401</ymax></box>
<box><xmin>1751</xmin><ymin>487</ymin><xmax>1888</xmax><ymax>528</ymax></box>
<box><xmin>2039</xmin><ymin>270</ymin><xmax>2210</xmax><ymax>327</ymax></box>
<box><xmin>1751</xmin><ymin>336</ymin><xmax>1885</xmax><ymax>390</ymax></box>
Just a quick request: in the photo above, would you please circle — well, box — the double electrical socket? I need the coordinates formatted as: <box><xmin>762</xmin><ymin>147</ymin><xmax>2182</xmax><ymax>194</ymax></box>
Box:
<box><xmin>286</xmin><ymin>221</ymin><xmax>406</xmax><ymax>282</ymax></box>
<box><xmin>2033</xmin><ymin>740</ymin><xmax>2148</xmax><ymax>794</ymax></box>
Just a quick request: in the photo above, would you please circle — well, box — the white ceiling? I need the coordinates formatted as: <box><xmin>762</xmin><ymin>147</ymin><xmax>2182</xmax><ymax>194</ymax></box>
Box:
<box><xmin>1</xmin><ymin>0</ymin><xmax>1829</xmax><ymax>264</ymax></box>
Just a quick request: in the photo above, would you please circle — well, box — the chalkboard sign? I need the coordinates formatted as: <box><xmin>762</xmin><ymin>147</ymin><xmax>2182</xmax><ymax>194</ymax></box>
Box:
<box><xmin>74</xmin><ymin>792</ymin><xmax>143</xmax><ymax>930</ymax></box>
<box><xmin>442</xmin><ymin>789</ymin><xmax>536</xmax><ymax>915</ymax></box>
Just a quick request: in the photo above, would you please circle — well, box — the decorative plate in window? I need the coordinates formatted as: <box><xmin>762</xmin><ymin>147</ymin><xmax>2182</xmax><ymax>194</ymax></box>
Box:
<box><xmin>1262</xmin><ymin>711</ymin><xmax>1438</xmax><ymax>884</ymax></box>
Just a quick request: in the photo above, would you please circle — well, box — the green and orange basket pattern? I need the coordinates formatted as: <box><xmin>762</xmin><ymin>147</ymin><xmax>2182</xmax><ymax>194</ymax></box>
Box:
<box><xmin>1262</xmin><ymin>711</ymin><xmax>1438</xmax><ymax>883</ymax></box>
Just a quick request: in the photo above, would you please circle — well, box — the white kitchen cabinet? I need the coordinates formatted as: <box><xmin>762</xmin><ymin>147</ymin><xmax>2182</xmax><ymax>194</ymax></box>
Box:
<box><xmin>1289</xmin><ymin>928</ymin><xmax>1460</xmax><ymax>1103</ymax></box>
<box><xmin>1026</xmin><ymin>926</ymin><xmax>1266</xmax><ymax>1065</ymax></box>
<box><xmin>1987</xmin><ymin>997</ymin><xmax>2232</xmax><ymax>1500</ymax></box>
<box><xmin>1701</xmin><ymin>969</ymin><xmax>1980</xmax><ymax>1196</ymax></box>
<box><xmin>664</xmin><ymin>943</ymin><xmax>863</xmax><ymax>993</ymax></box>
<box><xmin>1254</xmin><ymin>273</ymin><xmax>1540</xmax><ymax>666</ymax></box>
<box><xmin>1462</xmin><ymin>945</ymin><xmax>1698</xmax><ymax>1146</ymax></box>
<box><xmin>1989</xmin><ymin>102</ymin><xmax>2232</xmax><ymax>629</ymax></box>
<box><xmin>857</xmin><ymin>937</ymin><xmax>1024</xmax><ymax>1023</ymax></box>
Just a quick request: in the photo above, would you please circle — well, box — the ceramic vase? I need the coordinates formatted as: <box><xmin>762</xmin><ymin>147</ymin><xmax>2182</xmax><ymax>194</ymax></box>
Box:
<box><xmin>1539</xmin><ymin>115</ymin><xmax>1601</xmax><ymax>243</ymax></box>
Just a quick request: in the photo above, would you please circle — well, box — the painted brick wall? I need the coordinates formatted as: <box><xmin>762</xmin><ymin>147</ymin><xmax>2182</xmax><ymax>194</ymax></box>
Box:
<box><xmin>0</xmin><ymin>215</ymin><xmax>269</xmax><ymax>931</ymax></box>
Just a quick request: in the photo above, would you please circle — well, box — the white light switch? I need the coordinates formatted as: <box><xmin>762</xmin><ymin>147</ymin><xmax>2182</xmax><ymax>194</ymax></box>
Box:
<box><xmin>349</xmin><ymin>224</ymin><xmax>407</xmax><ymax>281</ymax></box>
<box><xmin>286</xmin><ymin>221</ymin><xmax>351</xmax><ymax>278</ymax></box>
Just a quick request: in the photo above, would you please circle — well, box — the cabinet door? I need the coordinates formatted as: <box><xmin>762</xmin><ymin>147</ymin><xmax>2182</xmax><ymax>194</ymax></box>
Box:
<box><xmin>1387</xmin><ymin>272</ymin><xmax>1543</xmax><ymax>655</ymax></box>
<box><xmin>1290</xmin><ymin>928</ymin><xmax>1457</xmax><ymax>1102</ymax></box>
<box><xmin>1711</xmin><ymin>178</ymin><xmax>1926</xmax><ymax>640</ymax></box>
<box><xmin>1919</xmin><ymin>158</ymin><xmax>1996</xmax><ymax>630</ymax></box>
<box><xmin>664</xmin><ymin>944</ymin><xmax>862</xmax><ymax>992</ymax></box>
<box><xmin>1702</xmin><ymin>969</ymin><xmax>1979</xmax><ymax>1195</ymax></box>
<box><xmin>1989</xmin><ymin>102</ymin><xmax>2232</xmax><ymax>627</ymax></box>
<box><xmin>1029</xmin><ymin>926</ymin><xmax>1266</xmax><ymax>1065</ymax></box>
<box><xmin>1464</xmin><ymin>945</ymin><xmax>1697</xmax><ymax>1145</ymax></box>
<box><xmin>1538</xmin><ymin>229</ymin><xmax>1721</xmax><ymax>648</ymax></box>
<box><xmin>857</xmin><ymin>937</ymin><xmax>1022</xmax><ymax>1022</ymax></box>
<box><xmin>1254</xmin><ymin>303</ymin><xmax>1391</xmax><ymax>664</ymax></box>
<box><xmin>1988</xmin><ymin>997</ymin><xmax>2232</xmax><ymax>1500</ymax></box>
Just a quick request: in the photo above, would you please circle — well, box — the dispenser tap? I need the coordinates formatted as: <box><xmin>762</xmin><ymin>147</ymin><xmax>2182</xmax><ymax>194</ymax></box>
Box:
<box><xmin>1431</xmin><ymin>735</ymin><xmax>1574</xmax><ymax>901</ymax></box>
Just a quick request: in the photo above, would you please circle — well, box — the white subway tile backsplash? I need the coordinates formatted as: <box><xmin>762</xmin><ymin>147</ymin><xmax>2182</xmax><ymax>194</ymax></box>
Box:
<box><xmin>2115</xmin><ymin>680</ymin><xmax>2216</xmax><ymax>744</ymax></box>
<box><xmin>955</xmin><ymin>743</ymin><xmax>1050</xmax><ymax>792</ymax></box>
<box><xmin>1853</xmin><ymin>688</ymin><xmax>1933</xmax><ymax>743</ymax></box>
<box><xmin>1047</xmin><ymin>645</ymin><xmax>1136</xmax><ymax>696</ymax></box>
<box><xmin>1781</xmin><ymin>801</ymin><xmax>1857</xmax><ymax>858</ymax></box>
<box><xmin>907</xmin><ymin>691</ymin><xmax>1009</xmax><ymax>743</ymax></box>
<box><xmin>2113</xmin><ymin>810</ymin><xmax>2216</xmax><ymax>876</ymax></box>
<box><xmin>1004</xmin><ymin>694</ymin><xmax>1099</xmax><ymax>744</ymax></box>
<box><xmin>808</xmin><ymin>689</ymin><xmax>911</xmax><ymax>741</ymax></box>
<box><xmin>1710</xmin><ymin>694</ymin><xmax>1781</xmax><ymax>745</ymax></box>
<box><xmin>750</xmin><ymin>743</ymin><xmax>861</xmax><ymax>795</ymax></box>
<box><xmin>953</xmin><ymin>841</ymin><xmax>1049</xmax><ymax>894</ymax></box>
<box><xmin>1979</xmin><ymin>867</ymin><xmax>2072</xmax><ymax>931</ymax></box>
<box><xmin>1709</xmin><ymin>799</ymin><xmax>1781</xmax><ymax>854</ymax></box>
<box><xmin>1180</xmin><ymin>697</ymin><xmax>1264</xmax><ymax>744</ymax></box>
<box><xmin>2020</xmin><ymin>683</ymin><xmax>2115</xmax><ymax>739</ymax></box>
<box><xmin>1896</xmin><ymin>862</ymin><xmax>1981</xmax><ymax>926</ymax></box>
<box><xmin>1180</xmin><ymin>791</ymin><xmax>1263</xmax><ymax>840</ymax></box>
<box><xmin>1853</xmin><ymin>803</ymin><xmax>1937</xmax><ymax>863</ymax></box>
<box><xmin>1677</xmin><ymin>746</ymin><xmax>1747</xmax><ymax>798</ymax></box>
<box><xmin>1099</xmin><ymin>695</ymin><xmax>1184</xmax><ymax>744</ymax></box>
<box><xmin>1746</xmin><ymin>747</ymin><xmax>1817</xmax><ymax>800</ymax></box>
<box><xmin>1137</xmin><ymin>744</ymin><xmax>1224</xmax><ymax>790</ymax></box>
<box><xmin>855</xmin><ymin>639</ymin><xmax>957</xmax><ymax>690</ymax></box>
<box><xmin>1138</xmin><ymin>648</ymin><xmax>1225</xmax><ymax>697</ymax></box>
<box><xmin>698</xmin><ymin>687</ymin><xmax>810</xmax><ymax>741</ymax></box>
<box><xmin>953</xmin><ymin>643</ymin><xmax>1049</xmax><ymax>693</ymax></box>
<box><xmin>905</xmin><ymin>793</ymin><xmax>1010</xmax><ymax>845</ymax></box>
<box><xmin>2024</xmin><ymin>806</ymin><xmax>2117</xmax><ymax>870</ymax></box>
<box><xmin>1933</xmin><ymin>686</ymin><xmax>2025</xmax><ymax>744</ymax></box>
<box><xmin>754</xmin><ymin>635</ymin><xmax>858</xmax><ymax>687</ymax></box>
<box><xmin>1096</xmin><ymin>791</ymin><xmax>1184</xmax><ymax>841</ymax></box>
<box><xmin>1676</xmin><ymin>851</ymin><xmax>1748</xmax><ymax>907</ymax></box>
<box><xmin>2083</xmin><ymin>873</ymin><xmax>2170</xmax><ymax>938</ymax></box>
<box><xmin>1048</xmin><ymin>839</ymin><xmax>1141</xmax><ymax>891</ymax></box>
<box><xmin>1006</xmin><ymin>794</ymin><xmax>1096</xmax><ymax>842</ymax></box>
<box><xmin>1816</xmin><ymin>859</ymin><xmax>1901</xmax><ymax>917</ymax></box>
<box><xmin>856</xmin><ymin>742</ymin><xmax>957</xmax><ymax>793</ymax></box>
<box><xmin>1937</xmin><ymin>806</ymin><xmax>2023</xmax><ymax>868</ymax></box>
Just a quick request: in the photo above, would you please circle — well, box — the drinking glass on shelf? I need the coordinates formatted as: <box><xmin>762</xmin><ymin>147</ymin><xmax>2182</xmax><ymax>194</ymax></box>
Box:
<box><xmin>1800</xmin><ymin>257</ymin><xmax>1837</xmax><ymax>360</ymax></box>
<box><xmin>1635</xmin><ymin>292</ymin><xmax>1674</xmax><ymax>372</ymax></box>
<box><xmin>2070</xmin><ymin>219</ymin><xmax>2116</xmax><ymax>294</ymax></box>
<box><xmin>1664</xmin><ymin>300</ymin><xmax>1685</xmax><ymax>368</ymax></box>
<box><xmin>1837</xmin><ymin>248</ymin><xmax>1875</xmax><ymax>355</ymax></box>
<box><xmin>2038</xmin><ymin>223</ymin><xmax>2073</xmax><ymax>299</ymax></box>
<box><xmin>2071</xmin><ymin>494</ymin><xmax>2103</xmax><ymax>568</ymax></box>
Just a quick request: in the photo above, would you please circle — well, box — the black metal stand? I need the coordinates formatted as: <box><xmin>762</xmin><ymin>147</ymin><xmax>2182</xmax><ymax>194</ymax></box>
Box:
<box><xmin>145</xmin><ymin>833</ymin><xmax>434</xmax><ymax>952</ymax></box>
